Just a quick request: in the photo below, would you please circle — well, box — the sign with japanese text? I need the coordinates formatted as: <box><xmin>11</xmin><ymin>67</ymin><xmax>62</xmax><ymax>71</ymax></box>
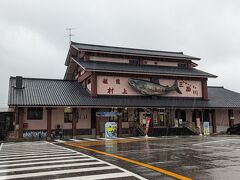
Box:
<box><xmin>105</xmin><ymin>122</ymin><xmax>117</xmax><ymax>138</ymax></box>
<box><xmin>97</xmin><ymin>76</ymin><xmax>202</xmax><ymax>97</ymax></box>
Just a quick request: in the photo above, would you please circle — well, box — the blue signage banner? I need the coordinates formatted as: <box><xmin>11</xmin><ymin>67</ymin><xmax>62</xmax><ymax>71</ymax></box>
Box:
<box><xmin>96</xmin><ymin>112</ymin><xmax>121</xmax><ymax>117</ymax></box>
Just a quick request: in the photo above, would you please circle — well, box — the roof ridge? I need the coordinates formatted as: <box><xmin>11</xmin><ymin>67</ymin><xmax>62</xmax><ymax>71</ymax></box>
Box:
<box><xmin>207</xmin><ymin>86</ymin><xmax>224</xmax><ymax>88</ymax></box>
<box><xmin>71</xmin><ymin>41</ymin><xmax>184</xmax><ymax>55</ymax></box>
<box><xmin>10</xmin><ymin>76</ymin><xmax>75</xmax><ymax>81</ymax></box>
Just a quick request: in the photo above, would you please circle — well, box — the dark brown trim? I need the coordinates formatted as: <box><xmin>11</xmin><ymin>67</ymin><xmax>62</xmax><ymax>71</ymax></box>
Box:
<box><xmin>202</xmin><ymin>79</ymin><xmax>208</xmax><ymax>100</ymax></box>
<box><xmin>91</xmin><ymin>73</ymin><xmax>97</xmax><ymax>97</ymax></box>
<box><xmin>47</xmin><ymin>108</ymin><xmax>52</xmax><ymax>139</ymax></box>
<box><xmin>228</xmin><ymin>109</ymin><xmax>234</xmax><ymax>127</ymax></box>
<box><xmin>91</xmin><ymin>109</ymin><xmax>96</xmax><ymax>129</ymax></box>
<box><xmin>96</xmin><ymin>117</ymin><xmax>100</xmax><ymax>136</ymax></box>
<box><xmin>18</xmin><ymin>107</ymin><xmax>24</xmax><ymax>140</ymax></box>
<box><xmin>72</xmin><ymin>108</ymin><xmax>78</xmax><ymax>138</ymax></box>
<box><xmin>212</xmin><ymin>110</ymin><xmax>216</xmax><ymax>133</ymax></box>
<box><xmin>96</xmin><ymin>71</ymin><xmax>208</xmax><ymax>81</ymax></box>
<box><xmin>118</xmin><ymin>117</ymin><xmax>122</xmax><ymax>136</ymax></box>
<box><xmin>85</xmin><ymin>51</ymin><xmax>200</xmax><ymax>61</ymax></box>
<box><xmin>78</xmin><ymin>71</ymin><xmax>92</xmax><ymax>82</ymax></box>
<box><xmin>84</xmin><ymin>54</ymin><xmax>90</xmax><ymax>61</ymax></box>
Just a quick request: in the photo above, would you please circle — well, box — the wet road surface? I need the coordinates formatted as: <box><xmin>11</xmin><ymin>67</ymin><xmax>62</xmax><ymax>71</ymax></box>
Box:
<box><xmin>0</xmin><ymin>141</ymin><xmax>146</xmax><ymax>179</ymax></box>
<box><xmin>63</xmin><ymin>136</ymin><xmax>240</xmax><ymax>180</ymax></box>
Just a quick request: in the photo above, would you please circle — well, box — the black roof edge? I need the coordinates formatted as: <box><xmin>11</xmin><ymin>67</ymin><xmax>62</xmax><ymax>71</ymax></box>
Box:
<box><xmin>9</xmin><ymin>76</ymin><xmax>74</xmax><ymax>82</ymax></box>
<box><xmin>71</xmin><ymin>41</ymin><xmax>201</xmax><ymax>60</ymax></box>
<box><xmin>73</xmin><ymin>58</ymin><xmax>217</xmax><ymax>78</ymax></box>
<box><xmin>208</xmin><ymin>86</ymin><xmax>224</xmax><ymax>88</ymax></box>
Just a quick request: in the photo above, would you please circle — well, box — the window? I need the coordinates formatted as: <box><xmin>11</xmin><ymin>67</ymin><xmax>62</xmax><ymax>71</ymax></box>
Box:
<box><xmin>64</xmin><ymin>107</ymin><xmax>73</xmax><ymax>123</ymax></box>
<box><xmin>150</xmin><ymin>78</ymin><xmax>159</xmax><ymax>84</ymax></box>
<box><xmin>122</xmin><ymin>108</ymin><xmax>128</xmax><ymax>122</ymax></box>
<box><xmin>27</xmin><ymin>108</ymin><xmax>43</xmax><ymax>120</ymax></box>
<box><xmin>129</xmin><ymin>59</ymin><xmax>139</xmax><ymax>65</ymax></box>
<box><xmin>109</xmin><ymin>108</ymin><xmax>118</xmax><ymax>122</ymax></box>
<box><xmin>178</xmin><ymin>63</ymin><xmax>188</xmax><ymax>68</ymax></box>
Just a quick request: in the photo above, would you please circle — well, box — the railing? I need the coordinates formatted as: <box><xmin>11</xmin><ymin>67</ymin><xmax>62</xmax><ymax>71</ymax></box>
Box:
<box><xmin>133</xmin><ymin>121</ymin><xmax>145</xmax><ymax>136</ymax></box>
<box><xmin>182</xmin><ymin>121</ymin><xmax>200</xmax><ymax>135</ymax></box>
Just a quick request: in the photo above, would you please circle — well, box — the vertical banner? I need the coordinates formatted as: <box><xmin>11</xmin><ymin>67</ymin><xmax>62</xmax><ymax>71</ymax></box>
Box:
<box><xmin>203</xmin><ymin>121</ymin><xmax>210</xmax><ymax>135</ymax></box>
<box><xmin>145</xmin><ymin>116</ymin><xmax>151</xmax><ymax>136</ymax></box>
<box><xmin>196</xmin><ymin>117</ymin><xmax>201</xmax><ymax>134</ymax></box>
<box><xmin>105</xmin><ymin>122</ymin><xmax>117</xmax><ymax>138</ymax></box>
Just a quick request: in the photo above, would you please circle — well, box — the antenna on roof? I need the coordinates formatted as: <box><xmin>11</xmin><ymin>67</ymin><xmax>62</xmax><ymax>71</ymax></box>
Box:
<box><xmin>66</xmin><ymin>28</ymin><xmax>74</xmax><ymax>44</ymax></box>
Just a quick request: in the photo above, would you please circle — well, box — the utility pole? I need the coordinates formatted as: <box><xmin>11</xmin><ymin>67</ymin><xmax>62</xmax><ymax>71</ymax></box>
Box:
<box><xmin>66</xmin><ymin>28</ymin><xmax>74</xmax><ymax>44</ymax></box>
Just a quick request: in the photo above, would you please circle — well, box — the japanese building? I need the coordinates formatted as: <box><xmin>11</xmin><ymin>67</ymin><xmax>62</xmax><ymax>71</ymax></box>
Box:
<box><xmin>8</xmin><ymin>42</ymin><xmax>240</xmax><ymax>140</ymax></box>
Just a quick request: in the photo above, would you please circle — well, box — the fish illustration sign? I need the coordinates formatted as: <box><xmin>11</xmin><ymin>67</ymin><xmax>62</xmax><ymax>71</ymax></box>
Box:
<box><xmin>105</xmin><ymin>122</ymin><xmax>118</xmax><ymax>138</ymax></box>
<box><xmin>128</xmin><ymin>78</ymin><xmax>182</xmax><ymax>95</ymax></box>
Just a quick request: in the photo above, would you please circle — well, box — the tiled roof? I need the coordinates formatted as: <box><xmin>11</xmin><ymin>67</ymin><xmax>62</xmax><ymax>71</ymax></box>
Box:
<box><xmin>74</xmin><ymin>58</ymin><xmax>217</xmax><ymax>78</ymax></box>
<box><xmin>8</xmin><ymin>77</ymin><xmax>240</xmax><ymax>108</ymax></box>
<box><xmin>208</xmin><ymin>87</ymin><xmax>240</xmax><ymax>108</ymax></box>
<box><xmin>71</xmin><ymin>42</ymin><xmax>200</xmax><ymax>60</ymax></box>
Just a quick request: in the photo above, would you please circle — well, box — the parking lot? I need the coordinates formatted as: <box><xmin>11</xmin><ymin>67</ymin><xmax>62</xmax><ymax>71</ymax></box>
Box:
<box><xmin>1</xmin><ymin>136</ymin><xmax>240</xmax><ymax>180</ymax></box>
<box><xmin>63</xmin><ymin>136</ymin><xmax>240</xmax><ymax>180</ymax></box>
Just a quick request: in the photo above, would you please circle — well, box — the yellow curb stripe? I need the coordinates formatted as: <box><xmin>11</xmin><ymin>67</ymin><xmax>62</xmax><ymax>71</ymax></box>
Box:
<box><xmin>69</xmin><ymin>138</ymin><xmax>158</xmax><ymax>147</ymax></box>
<box><xmin>65</xmin><ymin>143</ymin><xmax>192</xmax><ymax>180</ymax></box>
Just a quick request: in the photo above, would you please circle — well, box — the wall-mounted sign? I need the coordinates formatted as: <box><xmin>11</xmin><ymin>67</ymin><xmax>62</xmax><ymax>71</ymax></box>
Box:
<box><xmin>128</xmin><ymin>78</ymin><xmax>182</xmax><ymax>96</ymax></box>
<box><xmin>64</xmin><ymin>107</ymin><xmax>73</xmax><ymax>113</ymax></box>
<box><xmin>96</xmin><ymin>112</ymin><xmax>122</xmax><ymax>117</ymax></box>
<box><xmin>97</xmin><ymin>76</ymin><xmax>202</xmax><ymax>97</ymax></box>
<box><xmin>105</xmin><ymin>122</ymin><xmax>117</xmax><ymax>138</ymax></box>
<box><xmin>203</xmin><ymin>121</ymin><xmax>210</xmax><ymax>135</ymax></box>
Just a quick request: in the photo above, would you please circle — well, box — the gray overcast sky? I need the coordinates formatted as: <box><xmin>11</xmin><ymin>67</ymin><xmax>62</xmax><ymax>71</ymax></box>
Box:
<box><xmin>1</xmin><ymin>0</ymin><xmax>240</xmax><ymax>107</ymax></box>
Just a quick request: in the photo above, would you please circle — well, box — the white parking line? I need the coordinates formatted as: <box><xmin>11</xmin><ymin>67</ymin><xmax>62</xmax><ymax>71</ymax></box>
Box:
<box><xmin>0</xmin><ymin>158</ymin><xmax>93</xmax><ymax>168</ymax></box>
<box><xmin>69</xmin><ymin>139</ymin><xmax>84</xmax><ymax>142</ymax></box>
<box><xmin>0</xmin><ymin>150</ymin><xmax>73</xmax><ymax>156</ymax></box>
<box><xmin>0</xmin><ymin>153</ymin><xmax>81</xmax><ymax>161</ymax></box>
<box><xmin>0</xmin><ymin>151</ymin><xmax>76</xmax><ymax>158</ymax></box>
<box><xmin>193</xmin><ymin>139</ymin><xmax>240</xmax><ymax>146</ymax></box>
<box><xmin>55</xmin><ymin>139</ymin><xmax>66</xmax><ymax>143</ymax></box>
<box><xmin>82</xmin><ymin>138</ymin><xmax>100</xmax><ymax>141</ymax></box>
<box><xmin>0</xmin><ymin>161</ymin><xmax>105</xmax><ymax>173</ymax></box>
<box><xmin>97</xmin><ymin>138</ymin><xmax>112</xmax><ymax>141</ymax></box>
<box><xmin>0</xmin><ymin>155</ymin><xmax>87</xmax><ymax>164</ymax></box>
<box><xmin>0</xmin><ymin>141</ymin><xmax>146</xmax><ymax>180</ymax></box>
<box><xmin>56</xmin><ymin>172</ymin><xmax>138</xmax><ymax>180</ymax></box>
<box><xmin>0</xmin><ymin>166</ymin><xmax>116</xmax><ymax>180</ymax></box>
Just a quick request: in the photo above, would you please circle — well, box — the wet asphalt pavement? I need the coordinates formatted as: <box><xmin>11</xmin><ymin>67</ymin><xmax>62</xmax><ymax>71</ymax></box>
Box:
<box><xmin>64</xmin><ymin>136</ymin><xmax>240</xmax><ymax>180</ymax></box>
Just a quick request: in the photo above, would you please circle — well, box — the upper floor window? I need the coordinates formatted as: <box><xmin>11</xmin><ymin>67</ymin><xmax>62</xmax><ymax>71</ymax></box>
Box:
<box><xmin>27</xmin><ymin>108</ymin><xmax>43</xmax><ymax>120</ymax></box>
<box><xmin>178</xmin><ymin>63</ymin><xmax>188</xmax><ymax>68</ymax></box>
<box><xmin>129</xmin><ymin>59</ymin><xmax>139</xmax><ymax>65</ymax></box>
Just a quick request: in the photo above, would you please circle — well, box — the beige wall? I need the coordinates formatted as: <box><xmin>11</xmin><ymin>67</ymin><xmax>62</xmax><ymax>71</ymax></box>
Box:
<box><xmin>89</xmin><ymin>56</ymin><xmax>129</xmax><ymax>64</ymax></box>
<box><xmin>143</xmin><ymin>60</ymin><xmax>178</xmax><ymax>67</ymax></box>
<box><xmin>23</xmin><ymin>107</ymin><xmax>91</xmax><ymax>130</ymax></box>
<box><xmin>77</xmin><ymin>108</ymin><xmax>91</xmax><ymax>129</ymax></box>
<box><xmin>215</xmin><ymin>109</ymin><xmax>229</xmax><ymax>132</ymax></box>
<box><xmin>233</xmin><ymin>110</ymin><xmax>240</xmax><ymax>124</ymax></box>
<box><xmin>23</xmin><ymin>108</ymin><xmax>47</xmax><ymax>130</ymax></box>
<box><xmin>185</xmin><ymin>110</ymin><xmax>192</xmax><ymax>122</ymax></box>
<box><xmin>97</xmin><ymin>75</ymin><xmax>202</xmax><ymax>98</ymax></box>
<box><xmin>89</xmin><ymin>56</ymin><xmax>179</xmax><ymax>67</ymax></box>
